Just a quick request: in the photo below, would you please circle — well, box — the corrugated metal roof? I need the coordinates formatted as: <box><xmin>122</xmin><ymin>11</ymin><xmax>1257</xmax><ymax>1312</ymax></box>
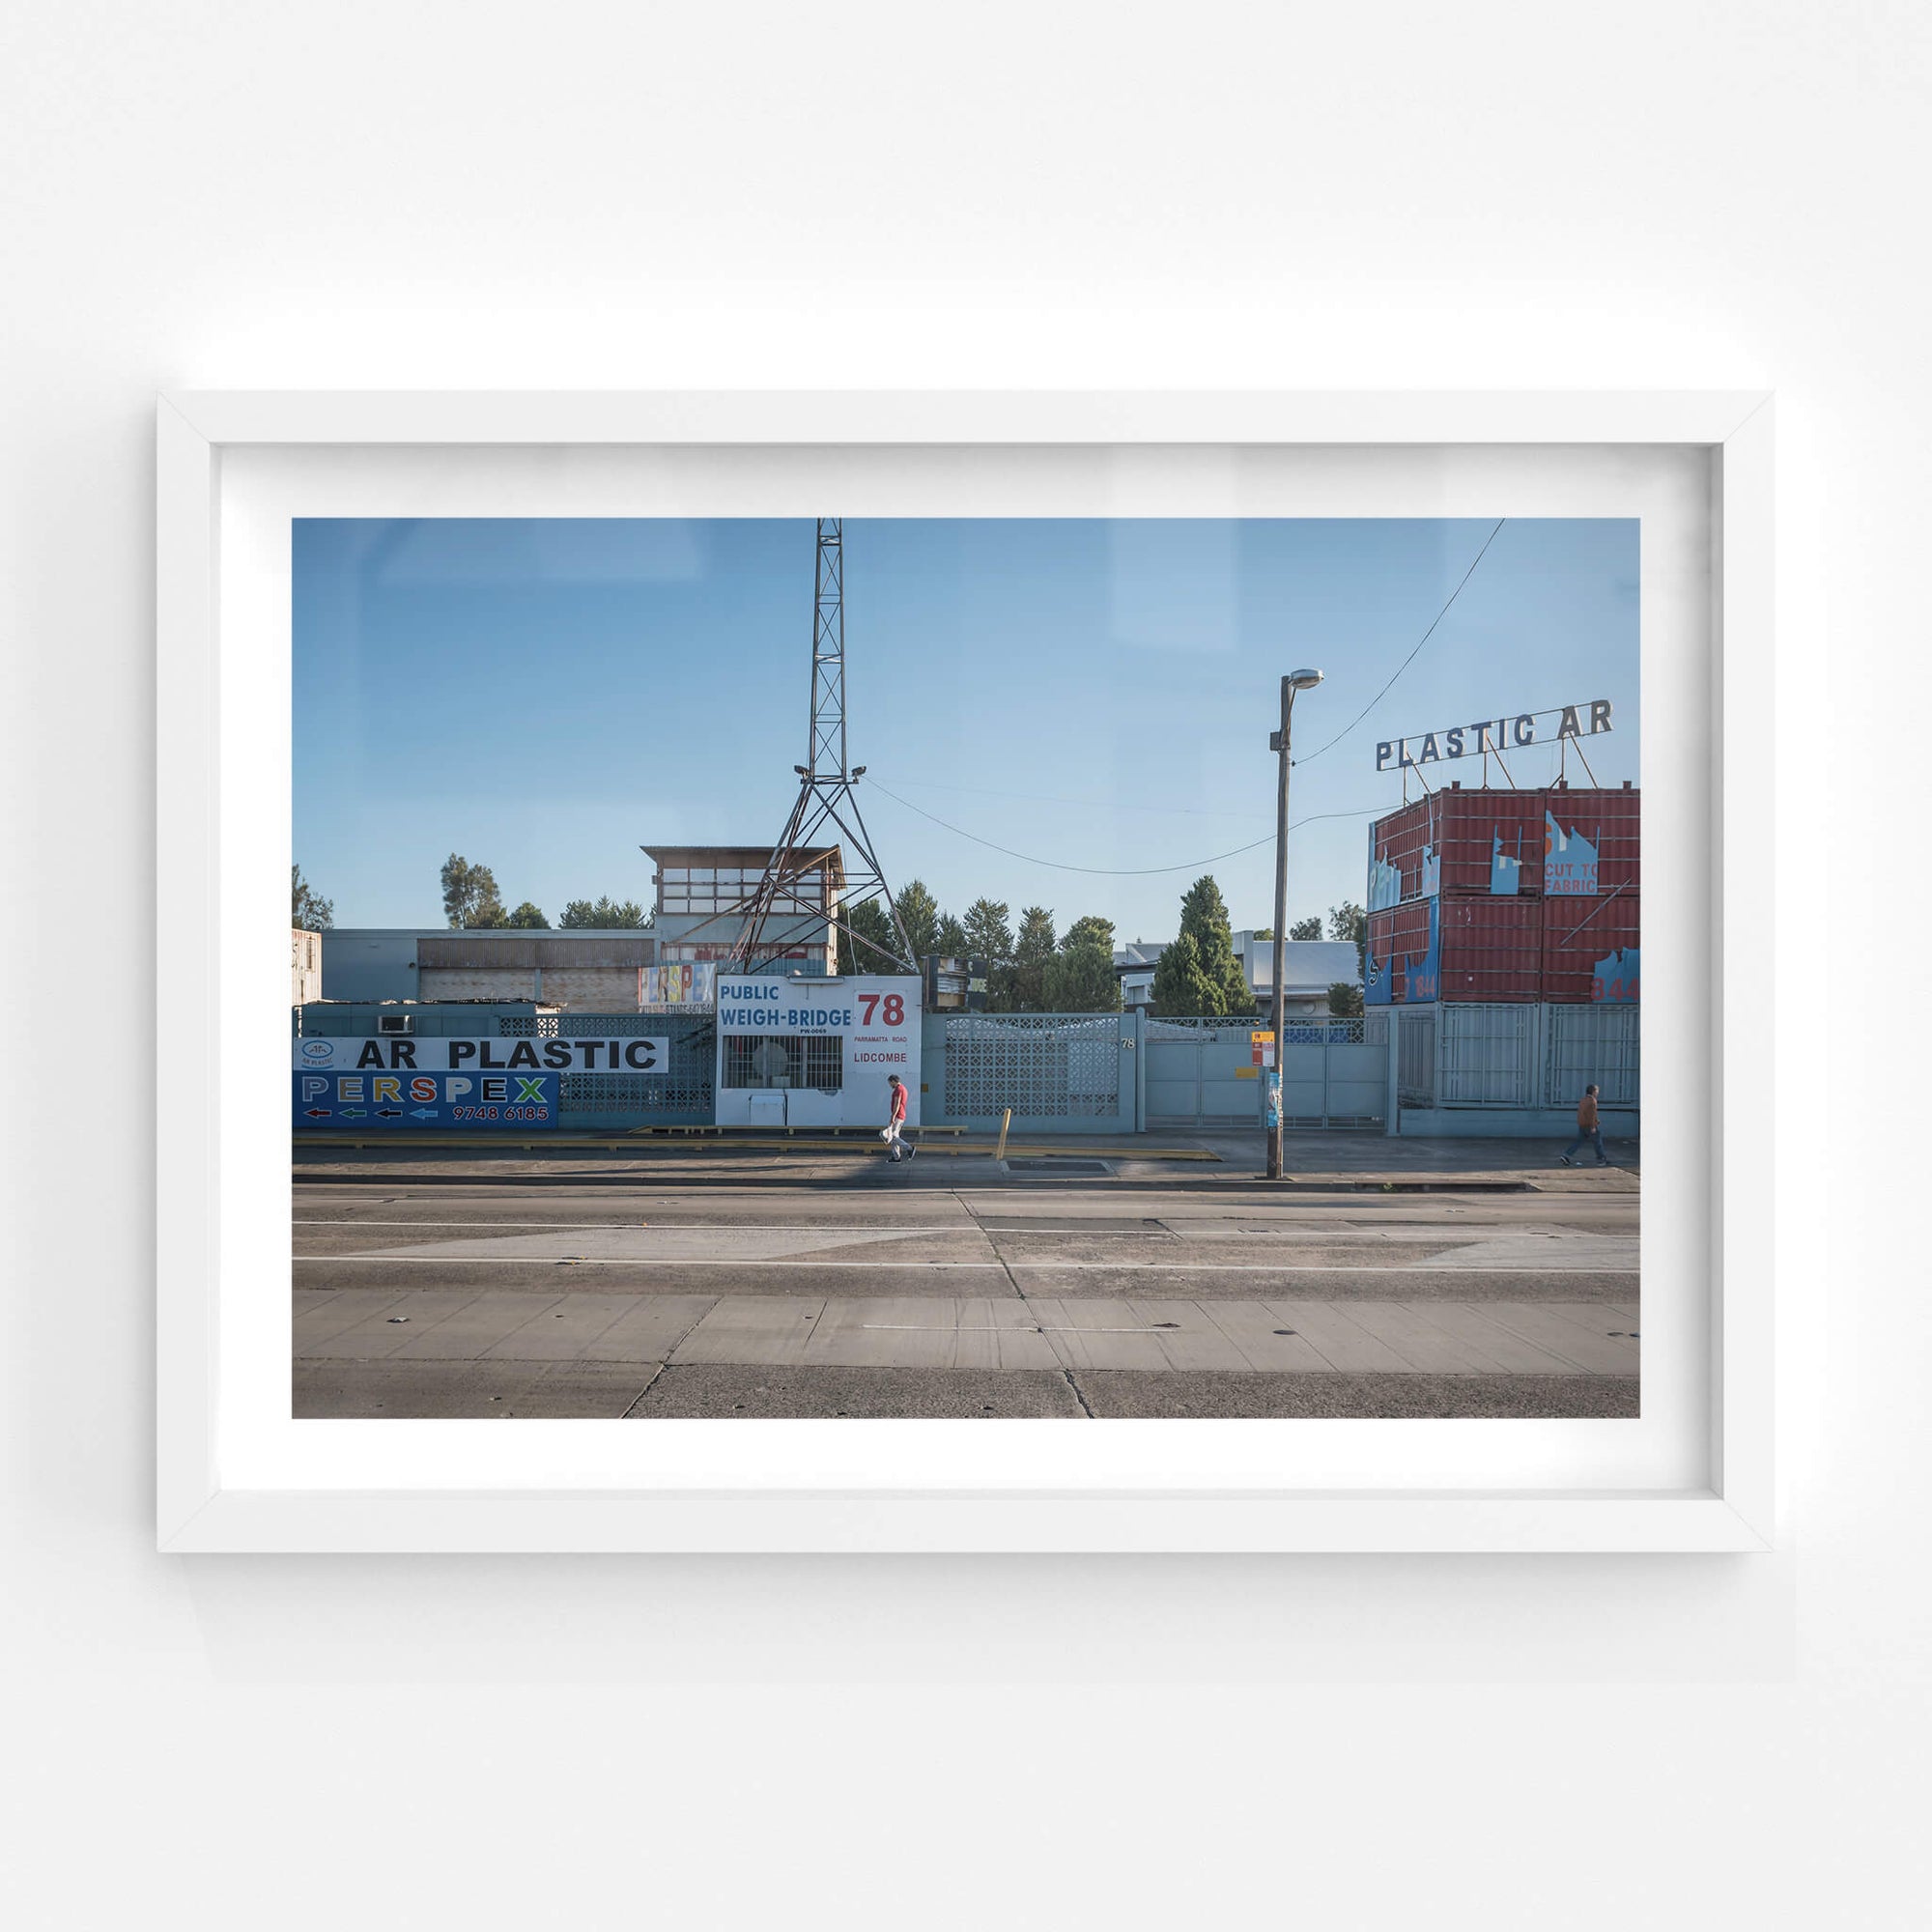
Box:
<box><xmin>325</xmin><ymin>926</ymin><xmax>649</xmax><ymax>940</ymax></box>
<box><xmin>641</xmin><ymin>841</ymin><xmax>844</xmax><ymax>882</ymax></box>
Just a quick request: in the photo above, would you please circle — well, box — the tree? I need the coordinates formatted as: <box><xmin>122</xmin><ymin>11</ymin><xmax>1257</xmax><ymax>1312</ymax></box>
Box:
<box><xmin>440</xmin><ymin>854</ymin><xmax>504</xmax><ymax>929</ymax></box>
<box><xmin>291</xmin><ymin>865</ymin><xmax>333</xmax><ymax>931</ymax></box>
<box><xmin>558</xmin><ymin>896</ymin><xmax>648</xmax><ymax>928</ymax></box>
<box><xmin>1061</xmin><ymin>913</ymin><xmax>1116</xmax><ymax>956</ymax></box>
<box><xmin>1327</xmin><ymin>900</ymin><xmax>1368</xmax><ymax>974</ymax></box>
<box><xmin>1327</xmin><ymin>980</ymin><xmax>1365</xmax><ymax>1019</ymax></box>
<box><xmin>1177</xmin><ymin>874</ymin><xmax>1253</xmax><ymax>1013</ymax></box>
<box><xmin>505</xmin><ymin>901</ymin><xmax>549</xmax><ymax>928</ymax></box>
<box><xmin>935</xmin><ymin>913</ymin><xmax>968</xmax><ymax>956</ymax></box>
<box><xmin>895</xmin><ymin>878</ymin><xmax>941</xmax><ymax>959</ymax></box>
<box><xmin>1150</xmin><ymin>931</ymin><xmax>1219</xmax><ymax>1016</ymax></box>
<box><xmin>1044</xmin><ymin>940</ymin><xmax>1122</xmax><ymax>1012</ymax></box>
<box><xmin>961</xmin><ymin>897</ymin><xmax>1013</xmax><ymax>963</ymax></box>
<box><xmin>838</xmin><ymin>896</ymin><xmax>900</xmax><ymax>977</ymax></box>
<box><xmin>1009</xmin><ymin>906</ymin><xmax>1057</xmax><ymax>1010</ymax></box>
<box><xmin>1290</xmin><ymin>916</ymin><xmax>1323</xmax><ymax>942</ymax></box>
<box><xmin>960</xmin><ymin>898</ymin><xmax>1015</xmax><ymax>1009</ymax></box>
<box><xmin>1251</xmin><ymin>926</ymin><xmax>1274</xmax><ymax>942</ymax></box>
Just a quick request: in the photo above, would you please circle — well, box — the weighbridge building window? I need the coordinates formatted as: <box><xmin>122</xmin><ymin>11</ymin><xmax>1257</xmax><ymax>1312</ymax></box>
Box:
<box><xmin>722</xmin><ymin>1034</ymin><xmax>844</xmax><ymax>1092</ymax></box>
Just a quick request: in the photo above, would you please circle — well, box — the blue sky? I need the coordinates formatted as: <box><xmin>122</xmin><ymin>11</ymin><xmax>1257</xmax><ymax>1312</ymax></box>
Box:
<box><xmin>293</xmin><ymin>517</ymin><xmax>1638</xmax><ymax>942</ymax></box>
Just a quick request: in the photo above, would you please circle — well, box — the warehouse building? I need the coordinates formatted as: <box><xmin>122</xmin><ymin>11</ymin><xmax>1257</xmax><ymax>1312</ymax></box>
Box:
<box><xmin>1364</xmin><ymin>780</ymin><xmax>1639</xmax><ymax>1135</ymax></box>
<box><xmin>315</xmin><ymin>844</ymin><xmax>843</xmax><ymax>1009</ymax></box>
<box><xmin>319</xmin><ymin>926</ymin><xmax>657</xmax><ymax>1006</ymax></box>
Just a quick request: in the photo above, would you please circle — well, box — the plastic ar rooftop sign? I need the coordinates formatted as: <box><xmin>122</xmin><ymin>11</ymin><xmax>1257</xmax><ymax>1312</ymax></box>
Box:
<box><xmin>1376</xmin><ymin>700</ymin><xmax>1612</xmax><ymax>772</ymax></box>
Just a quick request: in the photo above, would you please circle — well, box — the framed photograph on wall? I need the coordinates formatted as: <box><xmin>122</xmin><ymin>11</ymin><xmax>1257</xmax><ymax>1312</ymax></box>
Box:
<box><xmin>156</xmin><ymin>390</ymin><xmax>1775</xmax><ymax>1552</ymax></box>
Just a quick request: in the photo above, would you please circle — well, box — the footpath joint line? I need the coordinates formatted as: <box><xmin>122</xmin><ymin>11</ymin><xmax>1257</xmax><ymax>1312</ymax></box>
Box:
<box><xmin>293</xmin><ymin>1254</ymin><xmax>1635</xmax><ymax>1275</ymax></box>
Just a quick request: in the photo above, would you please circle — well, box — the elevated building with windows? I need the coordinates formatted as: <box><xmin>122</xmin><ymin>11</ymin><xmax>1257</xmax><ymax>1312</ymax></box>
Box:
<box><xmin>642</xmin><ymin>843</ymin><xmax>843</xmax><ymax>978</ymax></box>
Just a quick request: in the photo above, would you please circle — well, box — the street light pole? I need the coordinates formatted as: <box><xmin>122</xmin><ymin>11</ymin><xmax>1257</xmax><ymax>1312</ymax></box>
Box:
<box><xmin>1267</xmin><ymin>668</ymin><xmax>1323</xmax><ymax>1181</ymax></box>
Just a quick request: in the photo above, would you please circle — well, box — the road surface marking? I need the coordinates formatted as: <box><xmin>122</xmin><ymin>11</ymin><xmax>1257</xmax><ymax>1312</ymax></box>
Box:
<box><xmin>861</xmin><ymin>1321</ymin><xmax>1155</xmax><ymax>1334</ymax></box>
<box><xmin>292</xmin><ymin>1220</ymin><xmax>979</xmax><ymax>1233</ymax></box>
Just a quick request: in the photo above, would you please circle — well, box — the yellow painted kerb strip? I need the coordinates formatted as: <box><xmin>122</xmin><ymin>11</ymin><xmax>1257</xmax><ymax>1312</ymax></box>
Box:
<box><xmin>292</xmin><ymin>1134</ymin><xmax>1219</xmax><ymax>1160</ymax></box>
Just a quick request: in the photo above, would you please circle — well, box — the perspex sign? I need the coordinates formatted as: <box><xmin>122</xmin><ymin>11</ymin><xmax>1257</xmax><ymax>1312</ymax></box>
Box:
<box><xmin>290</xmin><ymin>1034</ymin><xmax>668</xmax><ymax>1131</ymax></box>
<box><xmin>292</xmin><ymin>1067</ymin><xmax>558</xmax><ymax>1129</ymax></box>
<box><xmin>713</xmin><ymin>975</ymin><xmax>922</xmax><ymax>1130</ymax></box>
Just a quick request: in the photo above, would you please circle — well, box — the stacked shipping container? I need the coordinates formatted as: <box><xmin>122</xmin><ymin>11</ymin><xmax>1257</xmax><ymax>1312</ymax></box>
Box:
<box><xmin>1366</xmin><ymin>781</ymin><xmax>1639</xmax><ymax>1006</ymax></box>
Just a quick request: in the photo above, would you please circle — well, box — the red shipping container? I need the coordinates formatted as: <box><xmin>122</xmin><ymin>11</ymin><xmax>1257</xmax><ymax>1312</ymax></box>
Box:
<box><xmin>1541</xmin><ymin>890</ymin><xmax>1641</xmax><ymax>1003</ymax></box>
<box><xmin>1367</xmin><ymin>800</ymin><xmax>1434</xmax><ymax>909</ymax></box>
<box><xmin>1367</xmin><ymin>902</ymin><xmax>1430</xmax><ymax>1004</ymax></box>
<box><xmin>1430</xmin><ymin>787</ymin><xmax>1548</xmax><ymax>896</ymax></box>
<box><xmin>1371</xmin><ymin>782</ymin><xmax>1640</xmax><ymax>902</ymax></box>
<box><xmin>1369</xmin><ymin>901</ymin><xmax>1431</xmax><ymax>959</ymax></box>
<box><xmin>1370</xmin><ymin>897</ymin><xmax>1546</xmax><ymax>1003</ymax></box>
<box><xmin>1541</xmin><ymin>783</ymin><xmax>1640</xmax><ymax>896</ymax></box>
<box><xmin>1435</xmin><ymin>895</ymin><xmax>1545</xmax><ymax>1001</ymax></box>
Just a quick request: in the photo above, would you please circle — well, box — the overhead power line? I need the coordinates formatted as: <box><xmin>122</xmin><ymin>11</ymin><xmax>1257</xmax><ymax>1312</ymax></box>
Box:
<box><xmin>867</xmin><ymin>773</ymin><xmax>1271</xmax><ymax>824</ymax></box>
<box><xmin>1292</xmin><ymin>518</ymin><xmax>1508</xmax><ymax>768</ymax></box>
<box><xmin>865</xmin><ymin>778</ymin><xmax>1383</xmax><ymax>876</ymax></box>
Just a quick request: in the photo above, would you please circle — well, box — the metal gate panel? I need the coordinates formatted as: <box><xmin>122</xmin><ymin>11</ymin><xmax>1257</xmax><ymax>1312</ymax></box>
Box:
<box><xmin>1149</xmin><ymin>1017</ymin><xmax>1384</xmax><ymax>1129</ymax></box>
<box><xmin>1145</xmin><ymin>1021</ymin><xmax>1206</xmax><ymax>1125</ymax></box>
<box><xmin>1282</xmin><ymin>1021</ymin><xmax>1384</xmax><ymax>1129</ymax></box>
<box><xmin>1146</xmin><ymin>1044</ymin><xmax>1203</xmax><ymax>1122</ymax></box>
<box><xmin>1321</xmin><ymin>1040</ymin><xmax>1388</xmax><ymax>1127</ymax></box>
<box><xmin>1280</xmin><ymin>1042</ymin><xmax>1328</xmax><ymax>1126</ymax></box>
<box><xmin>1439</xmin><ymin>1004</ymin><xmax>1535</xmax><ymax>1106</ymax></box>
<box><xmin>1147</xmin><ymin>1020</ymin><xmax>1257</xmax><ymax>1126</ymax></box>
<box><xmin>1397</xmin><ymin>1010</ymin><xmax>1437</xmax><ymax>1109</ymax></box>
<box><xmin>1544</xmin><ymin>1002</ymin><xmax>1640</xmax><ymax>1108</ymax></box>
<box><xmin>494</xmin><ymin>1010</ymin><xmax>716</xmax><ymax>1126</ymax></box>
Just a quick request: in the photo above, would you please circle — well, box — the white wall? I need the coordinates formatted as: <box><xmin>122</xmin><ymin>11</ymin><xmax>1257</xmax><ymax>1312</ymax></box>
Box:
<box><xmin>5</xmin><ymin>3</ymin><xmax>1919</xmax><ymax>1926</ymax></box>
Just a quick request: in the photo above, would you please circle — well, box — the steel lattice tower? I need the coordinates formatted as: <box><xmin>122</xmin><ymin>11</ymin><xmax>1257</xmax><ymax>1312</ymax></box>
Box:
<box><xmin>730</xmin><ymin>520</ymin><xmax>915</xmax><ymax>975</ymax></box>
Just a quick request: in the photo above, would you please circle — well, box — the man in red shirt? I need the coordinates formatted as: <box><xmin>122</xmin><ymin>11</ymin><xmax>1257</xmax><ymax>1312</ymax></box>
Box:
<box><xmin>883</xmin><ymin>1073</ymin><xmax>914</xmax><ymax>1162</ymax></box>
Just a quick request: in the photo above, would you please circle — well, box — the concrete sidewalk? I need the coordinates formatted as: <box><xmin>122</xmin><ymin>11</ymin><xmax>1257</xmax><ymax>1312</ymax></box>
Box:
<box><xmin>297</xmin><ymin>1286</ymin><xmax>1638</xmax><ymax>1375</ymax></box>
<box><xmin>1120</xmin><ymin>1129</ymin><xmax>1639</xmax><ymax>1191</ymax></box>
<box><xmin>293</xmin><ymin>1126</ymin><xmax>1638</xmax><ymax>1192</ymax></box>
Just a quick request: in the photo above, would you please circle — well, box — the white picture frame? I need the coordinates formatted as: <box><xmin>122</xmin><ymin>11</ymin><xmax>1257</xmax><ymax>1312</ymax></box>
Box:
<box><xmin>157</xmin><ymin>389</ymin><xmax>1775</xmax><ymax>1554</ymax></box>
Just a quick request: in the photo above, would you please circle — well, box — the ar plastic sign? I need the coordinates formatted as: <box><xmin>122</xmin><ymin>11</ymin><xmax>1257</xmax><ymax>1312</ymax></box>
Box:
<box><xmin>293</xmin><ymin>1068</ymin><xmax>558</xmax><ymax>1128</ymax></box>
<box><xmin>293</xmin><ymin>1035</ymin><xmax>667</xmax><ymax>1072</ymax></box>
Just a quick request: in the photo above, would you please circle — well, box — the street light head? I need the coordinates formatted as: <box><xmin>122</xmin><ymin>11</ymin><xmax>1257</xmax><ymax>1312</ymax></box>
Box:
<box><xmin>1288</xmin><ymin>668</ymin><xmax>1324</xmax><ymax>691</ymax></box>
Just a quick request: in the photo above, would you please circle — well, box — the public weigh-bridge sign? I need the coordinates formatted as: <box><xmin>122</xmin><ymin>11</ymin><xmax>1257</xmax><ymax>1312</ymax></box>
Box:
<box><xmin>1376</xmin><ymin>699</ymin><xmax>1612</xmax><ymax>772</ymax></box>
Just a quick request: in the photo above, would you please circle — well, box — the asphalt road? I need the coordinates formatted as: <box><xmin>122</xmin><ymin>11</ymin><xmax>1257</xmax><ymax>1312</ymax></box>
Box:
<box><xmin>293</xmin><ymin>1153</ymin><xmax>1638</xmax><ymax>1418</ymax></box>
